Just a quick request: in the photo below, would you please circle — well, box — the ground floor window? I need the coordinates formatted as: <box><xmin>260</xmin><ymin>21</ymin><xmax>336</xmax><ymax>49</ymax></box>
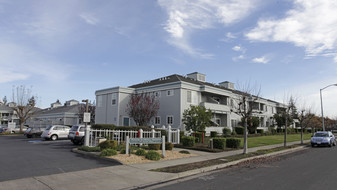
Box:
<box><xmin>155</xmin><ymin>116</ymin><xmax>161</xmax><ymax>125</ymax></box>
<box><xmin>167</xmin><ymin>116</ymin><xmax>173</xmax><ymax>125</ymax></box>
<box><xmin>123</xmin><ymin>117</ymin><xmax>130</xmax><ymax>126</ymax></box>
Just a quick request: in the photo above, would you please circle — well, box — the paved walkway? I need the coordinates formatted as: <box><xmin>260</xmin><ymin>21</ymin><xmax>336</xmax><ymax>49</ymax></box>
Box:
<box><xmin>0</xmin><ymin>141</ymin><xmax>309</xmax><ymax>190</ymax></box>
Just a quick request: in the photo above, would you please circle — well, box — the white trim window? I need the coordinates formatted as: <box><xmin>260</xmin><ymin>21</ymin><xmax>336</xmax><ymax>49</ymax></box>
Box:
<box><xmin>167</xmin><ymin>115</ymin><xmax>174</xmax><ymax>125</ymax></box>
<box><xmin>111</xmin><ymin>93</ymin><xmax>117</xmax><ymax>106</ymax></box>
<box><xmin>155</xmin><ymin>116</ymin><xmax>161</xmax><ymax>125</ymax></box>
<box><xmin>123</xmin><ymin>117</ymin><xmax>130</xmax><ymax>126</ymax></box>
<box><xmin>155</xmin><ymin>91</ymin><xmax>161</xmax><ymax>98</ymax></box>
<box><xmin>167</xmin><ymin>90</ymin><xmax>174</xmax><ymax>96</ymax></box>
<box><xmin>187</xmin><ymin>91</ymin><xmax>192</xmax><ymax>103</ymax></box>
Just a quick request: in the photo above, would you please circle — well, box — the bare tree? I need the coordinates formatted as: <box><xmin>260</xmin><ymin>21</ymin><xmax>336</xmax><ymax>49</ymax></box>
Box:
<box><xmin>231</xmin><ymin>82</ymin><xmax>261</xmax><ymax>154</ymax></box>
<box><xmin>126</xmin><ymin>92</ymin><xmax>160</xmax><ymax>126</ymax></box>
<box><xmin>283</xmin><ymin>96</ymin><xmax>296</xmax><ymax>147</ymax></box>
<box><xmin>298</xmin><ymin>105</ymin><xmax>315</xmax><ymax>144</ymax></box>
<box><xmin>11</xmin><ymin>85</ymin><xmax>38</xmax><ymax>132</ymax></box>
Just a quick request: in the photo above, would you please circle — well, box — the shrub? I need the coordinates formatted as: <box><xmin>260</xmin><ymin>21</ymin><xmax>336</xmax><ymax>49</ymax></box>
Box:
<box><xmin>135</xmin><ymin>148</ymin><xmax>147</xmax><ymax>156</ymax></box>
<box><xmin>194</xmin><ymin>132</ymin><xmax>203</xmax><ymax>143</ymax></box>
<box><xmin>164</xmin><ymin>142</ymin><xmax>174</xmax><ymax>150</ymax></box>
<box><xmin>99</xmin><ymin>149</ymin><xmax>117</xmax><ymax>157</ymax></box>
<box><xmin>145</xmin><ymin>150</ymin><xmax>161</xmax><ymax>161</ymax></box>
<box><xmin>213</xmin><ymin>137</ymin><xmax>226</xmax><ymax>149</ymax></box>
<box><xmin>210</xmin><ymin>131</ymin><xmax>218</xmax><ymax>137</ymax></box>
<box><xmin>98</xmin><ymin>140</ymin><xmax>118</xmax><ymax>150</ymax></box>
<box><xmin>271</xmin><ymin>129</ymin><xmax>277</xmax><ymax>135</ymax></box>
<box><xmin>120</xmin><ymin>149</ymin><xmax>127</xmax><ymax>154</ymax></box>
<box><xmin>256</xmin><ymin>129</ymin><xmax>264</xmax><ymax>134</ymax></box>
<box><xmin>78</xmin><ymin>146</ymin><xmax>101</xmax><ymax>152</ymax></box>
<box><xmin>226</xmin><ymin>138</ymin><xmax>241</xmax><ymax>149</ymax></box>
<box><xmin>148</xmin><ymin>143</ymin><xmax>161</xmax><ymax>150</ymax></box>
<box><xmin>223</xmin><ymin>128</ymin><xmax>231</xmax><ymax>137</ymax></box>
<box><xmin>181</xmin><ymin>136</ymin><xmax>195</xmax><ymax>147</ymax></box>
<box><xmin>179</xmin><ymin>150</ymin><xmax>190</xmax><ymax>154</ymax></box>
<box><xmin>180</xmin><ymin>131</ymin><xmax>185</xmax><ymax>140</ymax></box>
<box><xmin>235</xmin><ymin>126</ymin><xmax>244</xmax><ymax>135</ymax></box>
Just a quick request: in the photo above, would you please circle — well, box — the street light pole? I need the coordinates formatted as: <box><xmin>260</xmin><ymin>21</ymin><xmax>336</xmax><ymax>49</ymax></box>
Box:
<box><xmin>320</xmin><ymin>84</ymin><xmax>337</xmax><ymax>131</ymax></box>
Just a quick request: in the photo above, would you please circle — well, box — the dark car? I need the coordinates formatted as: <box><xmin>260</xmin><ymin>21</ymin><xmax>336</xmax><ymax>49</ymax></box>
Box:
<box><xmin>24</xmin><ymin>127</ymin><xmax>46</xmax><ymax>138</ymax></box>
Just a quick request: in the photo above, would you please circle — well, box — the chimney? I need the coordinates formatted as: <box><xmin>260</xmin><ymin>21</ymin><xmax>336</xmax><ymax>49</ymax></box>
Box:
<box><xmin>219</xmin><ymin>81</ymin><xmax>235</xmax><ymax>90</ymax></box>
<box><xmin>187</xmin><ymin>72</ymin><xmax>206</xmax><ymax>82</ymax></box>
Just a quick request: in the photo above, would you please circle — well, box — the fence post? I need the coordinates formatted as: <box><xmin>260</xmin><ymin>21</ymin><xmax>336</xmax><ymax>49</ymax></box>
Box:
<box><xmin>162</xmin><ymin>125</ymin><xmax>166</xmax><ymax>130</ymax></box>
<box><xmin>168</xmin><ymin>125</ymin><xmax>172</xmax><ymax>143</ymax></box>
<box><xmin>177</xmin><ymin>129</ymin><xmax>180</xmax><ymax>144</ymax></box>
<box><xmin>151</xmin><ymin>125</ymin><xmax>154</xmax><ymax>129</ymax></box>
<box><xmin>152</xmin><ymin>129</ymin><xmax>155</xmax><ymax>138</ymax></box>
<box><xmin>126</xmin><ymin>136</ymin><xmax>129</xmax><ymax>156</ymax></box>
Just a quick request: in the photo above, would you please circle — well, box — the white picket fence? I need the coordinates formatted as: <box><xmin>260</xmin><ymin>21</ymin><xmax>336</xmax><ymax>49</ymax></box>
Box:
<box><xmin>88</xmin><ymin>125</ymin><xmax>180</xmax><ymax>147</ymax></box>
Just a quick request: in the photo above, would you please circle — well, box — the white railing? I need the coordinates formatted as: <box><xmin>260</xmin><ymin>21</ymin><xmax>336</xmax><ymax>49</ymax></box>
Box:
<box><xmin>161</xmin><ymin>125</ymin><xmax>180</xmax><ymax>144</ymax></box>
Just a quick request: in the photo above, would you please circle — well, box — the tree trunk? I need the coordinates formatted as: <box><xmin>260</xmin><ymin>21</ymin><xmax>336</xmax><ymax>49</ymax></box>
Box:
<box><xmin>243</xmin><ymin>118</ymin><xmax>248</xmax><ymax>154</ymax></box>
<box><xmin>300</xmin><ymin>125</ymin><xmax>303</xmax><ymax>144</ymax></box>
<box><xmin>20</xmin><ymin>122</ymin><xmax>24</xmax><ymax>133</ymax></box>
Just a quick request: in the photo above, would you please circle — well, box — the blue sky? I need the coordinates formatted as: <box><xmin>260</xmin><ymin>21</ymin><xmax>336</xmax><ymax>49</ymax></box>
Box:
<box><xmin>0</xmin><ymin>0</ymin><xmax>336</xmax><ymax>117</ymax></box>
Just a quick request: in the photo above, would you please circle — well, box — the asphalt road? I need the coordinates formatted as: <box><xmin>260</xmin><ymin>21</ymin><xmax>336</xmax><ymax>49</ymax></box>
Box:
<box><xmin>0</xmin><ymin>135</ymin><xmax>121</xmax><ymax>182</ymax></box>
<box><xmin>153</xmin><ymin>146</ymin><xmax>337</xmax><ymax>190</ymax></box>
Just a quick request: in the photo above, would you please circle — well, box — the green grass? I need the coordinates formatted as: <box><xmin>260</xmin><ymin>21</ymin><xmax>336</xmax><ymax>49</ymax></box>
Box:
<box><xmin>244</xmin><ymin>134</ymin><xmax>311</xmax><ymax>148</ymax></box>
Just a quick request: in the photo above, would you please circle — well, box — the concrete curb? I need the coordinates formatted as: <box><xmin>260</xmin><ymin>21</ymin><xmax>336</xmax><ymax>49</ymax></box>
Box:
<box><xmin>71</xmin><ymin>148</ymin><xmax>124</xmax><ymax>165</ymax></box>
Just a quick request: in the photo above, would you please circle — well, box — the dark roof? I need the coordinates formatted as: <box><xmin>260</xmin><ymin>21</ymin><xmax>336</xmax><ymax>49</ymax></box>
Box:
<box><xmin>0</xmin><ymin>105</ymin><xmax>13</xmax><ymax>112</ymax></box>
<box><xmin>37</xmin><ymin>104</ymin><xmax>83</xmax><ymax>115</ymax></box>
<box><xmin>129</xmin><ymin>74</ymin><xmax>281</xmax><ymax>104</ymax></box>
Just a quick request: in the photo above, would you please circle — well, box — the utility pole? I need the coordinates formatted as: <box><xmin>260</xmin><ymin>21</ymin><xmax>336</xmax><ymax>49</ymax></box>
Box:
<box><xmin>82</xmin><ymin>99</ymin><xmax>90</xmax><ymax>146</ymax></box>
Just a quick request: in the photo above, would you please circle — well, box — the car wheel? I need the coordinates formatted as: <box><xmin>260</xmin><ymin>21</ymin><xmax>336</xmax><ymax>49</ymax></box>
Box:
<box><xmin>311</xmin><ymin>144</ymin><xmax>315</xmax><ymax>147</ymax></box>
<box><xmin>51</xmin><ymin>135</ymin><xmax>58</xmax><ymax>141</ymax></box>
<box><xmin>334</xmin><ymin>141</ymin><xmax>336</xmax><ymax>146</ymax></box>
<box><xmin>72</xmin><ymin>140</ymin><xmax>79</xmax><ymax>145</ymax></box>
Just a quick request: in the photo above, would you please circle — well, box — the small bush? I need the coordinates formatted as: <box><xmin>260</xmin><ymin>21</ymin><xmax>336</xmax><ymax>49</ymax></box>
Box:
<box><xmin>180</xmin><ymin>131</ymin><xmax>185</xmax><ymax>140</ymax></box>
<box><xmin>257</xmin><ymin>129</ymin><xmax>264</xmax><ymax>134</ymax></box>
<box><xmin>226</xmin><ymin>138</ymin><xmax>241</xmax><ymax>149</ymax></box>
<box><xmin>181</xmin><ymin>136</ymin><xmax>195</xmax><ymax>147</ymax></box>
<box><xmin>148</xmin><ymin>143</ymin><xmax>161</xmax><ymax>150</ymax></box>
<box><xmin>179</xmin><ymin>150</ymin><xmax>190</xmax><ymax>154</ymax></box>
<box><xmin>145</xmin><ymin>150</ymin><xmax>161</xmax><ymax>161</ymax></box>
<box><xmin>78</xmin><ymin>146</ymin><xmax>101</xmax><ymax>152</ymax></box>
<box><xmin>235</xmin><ymin>126</ymin><xmax>244</xmax><ymax>135</ymax></box>
<box><xmin>271</xmin><ymin>129</ymin><xmax>277</xmax><ymax>135</ymax></box>
<box><xmin>194</xmin><ymin>132</ymin><xmax>203</xmax><ymax>143</ymax></box>
<box><xmin>135</xmin><ymin>148</ymin><xmax>147</xmax><ymax>156</ymax></box>
<box><xmin>210</xmin><ymin>131</ymin><xmax>218</xmax><ymax>137</ymax></box>
<box><xmin>120</xmin><ymin>149</ymin><xmax>126</xmax><ymax>154</ymax></box>
<box><xmin>164</xmin><ymin>142</ymin><xmax>174</xmax><ymax>150</ymax></box>
<box><xmin>98</xmin><ymin>140</ymin><xmax>118</xmax><ymax>150</ymax></box>
<box><xmin>223</xmin><ymin>128</ymin><xmax>232</xmax><ymax>137</ymax></box>
<box><xmin>100</xmin><ymin>149</ymin><xmax>117</xmax><ymax>157</ymax></box>
<box><xmin>213</xmin><ymin>137</ymin><xmax>226</xmax><ymax>149</ymax></box>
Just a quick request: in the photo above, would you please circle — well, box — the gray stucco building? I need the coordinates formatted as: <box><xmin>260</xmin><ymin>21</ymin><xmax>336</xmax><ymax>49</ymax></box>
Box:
<box><xmin>95</xmin><ymin>72</ymin><xmax>285</xmax><ymax>131</ymax></box>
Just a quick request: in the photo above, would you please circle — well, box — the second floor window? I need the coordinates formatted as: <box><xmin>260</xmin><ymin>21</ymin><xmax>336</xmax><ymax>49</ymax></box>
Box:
<box><xmin>167</xmin><ymin>116</ymin><xmax>173</xmax><ymax>125</ymax></box>
<box><xmin>187</xmin><ymin>91</ymin><xmax>192</xmax><ymax>103</ymax></box>
<box><xmin>155</xmin><ymin>116</ymin><xmax>161</xmax><ymax>125</ymax></box>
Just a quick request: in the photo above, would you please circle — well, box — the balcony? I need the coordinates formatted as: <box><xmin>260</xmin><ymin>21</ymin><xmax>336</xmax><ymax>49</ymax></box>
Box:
<box><xmin>200</xmin><ymin>102</ymin><xmax>230</xmax><ymax>113</ymax></box>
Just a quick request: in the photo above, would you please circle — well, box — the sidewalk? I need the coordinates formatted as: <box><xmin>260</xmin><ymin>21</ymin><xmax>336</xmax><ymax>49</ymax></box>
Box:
<box><xmin>0</xmin><ymin>141</ymin><xmax>309</xmax><ymax>190</ymax></box>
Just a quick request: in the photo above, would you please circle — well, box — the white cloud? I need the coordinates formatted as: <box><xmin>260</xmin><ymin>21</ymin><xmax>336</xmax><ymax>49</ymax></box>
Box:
<box><xmin>232</xmin><ymin>45</ymin><xmax>245</xmax><ymax>52</ymax></box>
<box><xmin>79</xmin><ymin>13</ymin><xmax>99</xmax><ymax>25</ymax></box>
<box><xmin>232</xmin><ymin>55</ymin><xmax>245</xmax><ymax>62</ymax></box>
<box><xmin>246</xmin><ymin>0</ymin><xmax>337</xmax><ymax>62</ymax></box>
<box><xmin>158</xmin><ymin>0</ymin><xmax>258</xmax><ymax>58</ymax></box>
<box><xmin>252</xmin><ymin>56</ymin><xmax>269</xmax><ymax>64</ymax></box>
<box><xmin>0</xmin><ymin>69</ymin><xmax>29</xmax><ymax>83</ymax></box>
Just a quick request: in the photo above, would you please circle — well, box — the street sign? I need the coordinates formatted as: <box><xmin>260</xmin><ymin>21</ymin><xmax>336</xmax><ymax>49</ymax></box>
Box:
<box><xmin>129</xmin><ymin>138</ymin><xmax>162</xmax><ymax>144</ymax></box>
<box><xmin>83</xmin><ymin>112</ymin><xmax>91</xmax><ymax>123</ymax></box>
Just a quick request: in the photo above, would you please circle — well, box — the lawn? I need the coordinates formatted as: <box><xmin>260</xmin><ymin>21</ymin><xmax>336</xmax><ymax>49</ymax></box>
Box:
<box><xmin>245</xmin><ymin>133</ymin><xmax>312</xmax><ymax>148</ymax></box>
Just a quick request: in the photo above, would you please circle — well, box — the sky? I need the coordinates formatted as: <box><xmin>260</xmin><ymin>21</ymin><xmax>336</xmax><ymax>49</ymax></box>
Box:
<box><xmin>0</xmin><ymin>0</ymin><xmax>336</xmax><ymax>118</ymax></box>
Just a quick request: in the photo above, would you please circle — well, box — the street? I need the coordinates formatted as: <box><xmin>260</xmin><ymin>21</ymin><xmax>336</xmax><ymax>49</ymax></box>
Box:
<box><xmin>153</xmin><ymin>146</ymin><xmax>337</xmax><ymax>190</ymax></box>
<box><xmin>0</xmin><ymin>135</ymin><xmax>121</xmax><ymax>182</ymax></box>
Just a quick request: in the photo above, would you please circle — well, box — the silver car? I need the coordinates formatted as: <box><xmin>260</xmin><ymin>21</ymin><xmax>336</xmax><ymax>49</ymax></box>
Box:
<box><xmin>68</xmin><ymin>125</ymin><xmax>90</xmax><ymax>145</ymax></box>
<box><xmin>41</xmin><ymin>125</ymin><xmax>71</xmax><ymax>141</ymax></box>
<box><xmin>311</xmin><ymin>131</ymin><xmax>336</xmax><ymax>147</ymax></box>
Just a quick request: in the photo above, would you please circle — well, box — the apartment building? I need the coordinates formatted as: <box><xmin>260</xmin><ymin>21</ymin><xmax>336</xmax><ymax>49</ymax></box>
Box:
<box><xmin>95</xmin><ymin>72</ymin><xmax>285</xmax><ymax>131</ymax></box>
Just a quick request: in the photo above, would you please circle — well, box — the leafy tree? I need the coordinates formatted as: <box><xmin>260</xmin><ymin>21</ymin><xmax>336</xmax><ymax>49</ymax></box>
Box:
<box><xmin>242</xmin><ymin>116</ymin><xmax>260</xmax><ymax>134</ymax></box>
<box><xmin>126</xmin><ymin>93</ymin><xmax>159</xmax><ymax>126</ymax></box>
<box><xmin>182</xmin><ymin>105</ymin><xmax>212</xmax><ymax>132</ymax></box>
<box><xmin>11</xmin><ymin>85</ymin><xmax>38</xmax><ymax>132</ymax></box>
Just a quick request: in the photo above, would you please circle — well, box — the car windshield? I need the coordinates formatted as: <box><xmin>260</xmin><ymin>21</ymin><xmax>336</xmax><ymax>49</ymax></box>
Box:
<box><xmin>314</xmin><ymin>133</ymin><xmax>329</xmax><ymax>137</ymax></box>
<box><xmin>45</xmin><ymin>126</ymin><xmax>52</xmax><ymax>130</ymax></box>
<box><xmin>70</xmin><ymin>126</ymin><xmax>79</xmax><ymax>131</ymax></box>
<box><xmin>26</xmin><ymin>128</ymin><xmax>32</xmax><ymax>132</ymax></box>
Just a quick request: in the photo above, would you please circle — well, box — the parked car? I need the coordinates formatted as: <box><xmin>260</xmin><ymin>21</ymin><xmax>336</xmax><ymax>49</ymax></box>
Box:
<box><xmin>24</xmin><ymin>127</ymin><xmax>46</xmax><ymax>138</ymax></box>
<box><xmin>41</xmin><ymin>125</ymin><xmax>71</xmax><ymax>141</ymax></box>
<box><xmin>68</xmin><ymin>125</ymin><xmax>90</xmax><ymax>145</ymax></box>
<box><xmin>311</xmin><ymin>131</ymin><xmax>336</xmax><ymax>147</ymax></box>
<box><xmin>1</xmin><ymin>125</ymin><xmax>28</xmax><ymax>133</ymax></box>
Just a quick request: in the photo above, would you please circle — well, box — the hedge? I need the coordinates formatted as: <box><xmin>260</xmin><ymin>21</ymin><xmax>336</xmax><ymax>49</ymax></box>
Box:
<box><xmin>181</xmin><ymin>136</ymin><xmax>195</xmax><ymax>147</ymax></box>
<box><xmin>223</xmin><ymin>128</ymin><xmax>231</xmax><ymax>137</ymax></box>
<box><xmin>213</xmin><ymin>137</ymin><xmax>226</xmax><ymax>149</ymax></box>
<box><xmin>148</xmin><ymin>143</ymin><xmax>161</xmax><ymax>150</ymax></box>
<box><xmin>256</xmin><ymin>129</ymin><xmax>264</xmax><ymax>134</ymax></box>
<box><xmin>210</xmin><ymin>131</ymin><xmax>218</xmax><ymax>137</ymax></box>
<box><xmin>194</xmin><ymin>132</ymin><xmax>204</xmax><ymax>143</ymax></box>
<box><xmin>226</xmin><ymin>138</ymin><xmax>241</xmax><ymax>148</ymax></box>
<box><xmin>99</xmin><ymin>149</ymin><xmax>118</xmax><ymax>157</ymax></box>
<box><xmin>92</xmin><ymin>124</ymin><xmax>153</xmax><ymax>131</ymax></box>
<box><xmin>78</xmin><ymin>146</ymin><xmax>101</xmax><ymax>152</ymax></box>
<box><xmin>163</xmin><ymin>142</ymin><xmax>174</xmax><ymax>150</ymax></box>
<box><xmin>98</xmin><ymin>140</ymin><xmax>118</xmax><ymax>150</ymax></box>
<box><xmin>235</xmin><ymin>126</ymin><xmax>244</xmax><ymax>135</ymax></box>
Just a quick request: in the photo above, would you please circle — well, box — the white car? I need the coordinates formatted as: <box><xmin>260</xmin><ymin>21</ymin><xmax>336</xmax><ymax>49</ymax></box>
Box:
<box><xmin>41</xmin><ymin>125</ymin><xmax>71</xmax><ymax>141</ymax></box>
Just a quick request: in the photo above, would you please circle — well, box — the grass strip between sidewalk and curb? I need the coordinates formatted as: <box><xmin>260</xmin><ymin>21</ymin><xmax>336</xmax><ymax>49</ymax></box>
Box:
<box><xmin>151</xmin><ymin>144</ymin><xmax>309</xmax><ymax>173</ymax></box>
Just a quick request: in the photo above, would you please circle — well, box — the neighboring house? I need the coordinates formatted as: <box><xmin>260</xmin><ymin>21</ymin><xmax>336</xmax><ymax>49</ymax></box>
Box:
<box><xmin>0</xmin><ymin>104</ymin><xmax>19</xmax><ymax>126</ymax></box>
<box><xmin>95</xmin><ymin>72</ymin><xmax>286</xmax><ymax>131</ymax></box>
<box><xmin>26</xmin><ymin>100</ymin><xmax>85</xmax><ymax>127</ymax></box>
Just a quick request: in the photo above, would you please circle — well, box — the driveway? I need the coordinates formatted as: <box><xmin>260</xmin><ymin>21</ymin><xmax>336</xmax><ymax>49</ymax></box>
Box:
<box><xmin>0</xmin><ymin>135</ymin><xmax>121</xmax><ymax>182</ymax></box>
